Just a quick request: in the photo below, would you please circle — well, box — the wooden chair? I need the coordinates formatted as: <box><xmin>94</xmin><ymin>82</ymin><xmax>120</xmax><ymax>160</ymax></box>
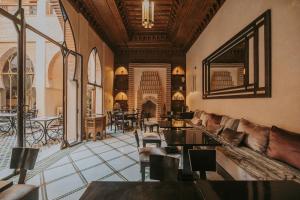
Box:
<box><xmin>85</xmin><ymin>115</ymin><xmax>107</xmax><ymax>141</ymax></box>
<box><xmin>107</xmin><ymin>111</ymin><xmax>115</xmax><ymax>130</ymax></box>
<box><xmin>133</xmin><ymin>130</ymin><xmax>167</xmax><ymax>181</ymax></box>
<box><xmin>150</xmin><ymin>154</ymin><xmax>179</xmax><ymax>181</ymax></box>
<box><xmin>10</xmin><ymin>147</ymin><xmax>39</xmax><ymax>184</ymax></box>
<box><xmin>142</xmin><ymin>132</ymin><xmax>161</xmax><ymax>147</ymax></box>
<box><xmin>114</xmin><ymin>112</ymin><xmax>129</xmax><ymax>133</ymax></box>
<box><xmin>0</xmin><ymin>148</ymin><xmax>39</xmax><ymax>200</ymax></box>
<box><xmin>188</xmin><ymin>149</ymin><xmax>216</xmax><ymax>180</ymax></box>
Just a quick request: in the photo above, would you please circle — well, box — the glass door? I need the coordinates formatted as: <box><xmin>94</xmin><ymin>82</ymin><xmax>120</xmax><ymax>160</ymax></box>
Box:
<box><xmin>64</xmin><ymin>52</ymin><xmax>82</xmax><ymax>145</ymax></box>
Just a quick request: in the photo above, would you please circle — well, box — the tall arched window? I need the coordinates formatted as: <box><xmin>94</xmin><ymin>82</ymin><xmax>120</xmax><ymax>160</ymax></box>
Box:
<box><xmin>87</xmin><ymin>48</ymin><xmax>103</xmax><ymax>115</ymax></box>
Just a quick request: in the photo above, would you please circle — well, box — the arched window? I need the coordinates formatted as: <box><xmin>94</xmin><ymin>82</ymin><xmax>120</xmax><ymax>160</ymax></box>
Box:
<box><xmin>87</xmin><ymin>48</ymin><xmax>103</xmax><ymax>115</ymax></box>
<box><xmin>0</xmin><ymin>53</ymin><xmax>35</xmax><ymax>110</ymax></box>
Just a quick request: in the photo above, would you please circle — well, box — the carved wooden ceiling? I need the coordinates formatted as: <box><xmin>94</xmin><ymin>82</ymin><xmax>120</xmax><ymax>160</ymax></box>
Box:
<box><xmin>68</xmin><ymin>0</ymin><xmax>225</xmax><ymax>53</ymax></box>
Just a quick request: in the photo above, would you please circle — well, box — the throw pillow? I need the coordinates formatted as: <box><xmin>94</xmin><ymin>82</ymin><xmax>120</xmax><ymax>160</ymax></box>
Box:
<box><xmin>267</xmin><ymin>126</ymin><xmax>300</xmax><ymax>170</ymax></box>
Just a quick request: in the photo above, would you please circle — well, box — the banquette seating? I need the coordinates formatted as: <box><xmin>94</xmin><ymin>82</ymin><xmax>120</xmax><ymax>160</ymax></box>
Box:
<box><xmin>186</xmin><ymin>110</ymin><xmax>300</xmax><ymax>183</ymax></box>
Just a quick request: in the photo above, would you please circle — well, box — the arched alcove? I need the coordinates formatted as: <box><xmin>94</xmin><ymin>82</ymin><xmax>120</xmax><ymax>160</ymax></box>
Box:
<box><xmin>115</xmin><ymin>66</ymin><xmax>128</xmax><ymax>75</ymax></box>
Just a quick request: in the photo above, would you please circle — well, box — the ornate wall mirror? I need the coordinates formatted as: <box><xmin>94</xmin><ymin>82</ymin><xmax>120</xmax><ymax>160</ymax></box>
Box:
<box><xmin>202</xmin><ymin>10</ymin><xmax>271</xmax><ymax>99</ymax></box>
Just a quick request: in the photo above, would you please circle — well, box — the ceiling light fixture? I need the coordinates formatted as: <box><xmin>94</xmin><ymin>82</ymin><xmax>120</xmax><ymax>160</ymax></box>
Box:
<box><xmin>142</xmin><ymin>0</ymin><xmax>154</xmax><ymax>28</ymax></box>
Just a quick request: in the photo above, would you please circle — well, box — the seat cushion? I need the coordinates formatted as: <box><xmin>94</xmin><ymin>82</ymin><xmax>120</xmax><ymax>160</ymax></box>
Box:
<box><xmin>267</xmin><ymin>126</ymin><xmax>300</xmax><ymax>170</ymax></box>
<box><xmin>237</xmin><ymin>118</ymin><xmax>270</xmax><ymax>153</ymax></box>
<box><xmin>142</xmin><ymin>132</ymin><xmax>161</xmax><ymax>141</ymax></box>
<box><xmin>139</xmin><ymin>147</ymin><xmax>166</xmax><ymax>163</ymax></box>
<box><xmin>216</xmin><ymin>145</ymin><xmax>300</xmax><ymax>183</ymax></box>
<box><xmin>0</xmin><ymin>184</ymin><xmax>39</xmax><ymax>200</ymax></box>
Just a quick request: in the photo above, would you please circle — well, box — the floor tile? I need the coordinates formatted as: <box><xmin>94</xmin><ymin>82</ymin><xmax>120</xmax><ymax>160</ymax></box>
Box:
<box><xmin>81</xmin><ymin>163</ymin><xmax>113</xmax><ymax>182</ymax></box>
<box><xmin>74</xmin><ymin>155</ymin><xmax>103</xmax><ymax>170</ymax></box>
<box><xmin>26</xmin><ymin>174</ymin><xmax>41</xmax><ymax>186</ymax></box>
<box><xmin>116</xmin><ymin>134</ymin><xmax>132</xmax><ymax>140</ymax></box>
<box><xmin>47</xmin><ymin>157</ymin><xmax>70</xmax><ymax>169</ymax></box>
<box><xmin>107</xmin><ymin>157</ymin><xmax>136</xmax><ymax>171</ymax></box>
<box><xmin>104</xmin><ymin>137</ymin><xmax>120</xmax><ymax>144</ymax></box>
<box><xmin>101</xmin><ymin>174</ymin><xmax>125</xmax><ymax>181</ymax></box>
<box><xmin>100</xmin><ymin>149</ymin><xmax>122</xmax><ymax>161</ymax></box>
<box><xmin>70</xmin><ymin>150</ymin><xmax>94</xmax><ymax>161</ymax></box>
<box><xmin>91</xmin><ymin>145</ymin><xmax>113</xmax><ymax>154</ymax></box>
<box><xmin>119</xmin><ymin>164</ymin><xmax>141</xmax><ymax>181</ymax></box>
<box><xmin>127</xmin><ymin>151</ymin><xmax>139</xmax><ymax>161</ymax></box>
<box><xmin>72</xmin><ymin>145</ymin><xmax>88</xmax><ymax>153</ymax></box>
<box><xmin>109</xmin><ymin>141</ymin><xmax>128</xmax><ymax>148</ymax></box>
<box><xmin>118</xmin><ymin>145</ymin><xmax>136</xmax><ymax>154</ymax></box>
<box><xmin>44</xmin><ymin>163</ymin><xmax>76</xmax><ymax>183</ymax></box>
<box><xmin>123</xmin><ymin>137</ymin><xmax>137</xmax><ymax>144</ymax></box>
<box><xmin>85</xmin><ymin>141</ymin><xmax>105</xmax><ymax>148</ymax></box>
<box><xmin>46</xmin><ymin>173</ymin><xmax>85</xmax><ymax>200</ymax></box>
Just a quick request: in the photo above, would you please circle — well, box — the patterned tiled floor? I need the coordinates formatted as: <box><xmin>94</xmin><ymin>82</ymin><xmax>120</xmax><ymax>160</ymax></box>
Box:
<box><xmin>5</xmin><ymin>129</ymin><xmax>223</xmax><ymax>200</ymax></box>
<box><xmin>24</xmin><ymin>130</ymin><xmax>152</xmax><ymax>200</ymax></box>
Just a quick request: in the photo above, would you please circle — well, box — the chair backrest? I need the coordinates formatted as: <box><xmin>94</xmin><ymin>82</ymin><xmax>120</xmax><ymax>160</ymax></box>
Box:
<box><xmin>189</xmin><ymin>149</ymin><xmax>216</xmax><ymax>172</ymax></box>
<box><xmin>10</xmin><ymin>147</ymin><xmax>39</xmax><ymax>184</ymax></box>
<box><xmin>133</xmin><ymin>130</ymin><xmax>140</xmax><ymax>147</ymax></box>
<box><xmin>150</xmin><ymin>154</ymin><xmax>179</xmax><ymax>181</ymax></box>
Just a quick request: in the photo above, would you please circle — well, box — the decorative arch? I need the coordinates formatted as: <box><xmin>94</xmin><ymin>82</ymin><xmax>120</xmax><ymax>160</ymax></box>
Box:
<box><xmin>115</xmin><ymin>92</ymin><xmax>128</xmax><ymax>101</ymax></box>
<box><xmin>172</xmin><ymin>91</ymin><xmax>185</xmax><ymax>101</ymax></box>
<box><xmin>172</xmin><ymin>66</ymin><xmax>185</xmax><ymax>75</ymax></box>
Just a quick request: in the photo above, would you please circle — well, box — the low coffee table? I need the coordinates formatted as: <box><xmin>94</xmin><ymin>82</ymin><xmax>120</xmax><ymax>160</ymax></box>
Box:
<box><xmin>163</xmin><ymin>129</ymin><xmax>220</xmax><ymax>180</ymax></box>
<box><xmin>159</xmin><ymin>119</ymin><xmax>193</xmax><ymax>130</ymax></box>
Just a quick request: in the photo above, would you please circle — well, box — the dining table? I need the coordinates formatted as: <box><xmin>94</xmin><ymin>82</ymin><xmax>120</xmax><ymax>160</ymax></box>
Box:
<box><xmin>30</xmin><ymin>116</ymin><xmax>61</xmax><ymax>144</ymax></box>
<box><xmin>0</xmin><ymin>112</ymin><xmax>17</xmax><ymax>134</ymax></box>
<box><xmin>163</xmin><ymin>129</ymin><xmax>220</xmax><ymax>180</ymax></box>
<box><xmin>79</xmin><ymin>180</ymin><xmax>300</xmax><ymax>200</ymax></box>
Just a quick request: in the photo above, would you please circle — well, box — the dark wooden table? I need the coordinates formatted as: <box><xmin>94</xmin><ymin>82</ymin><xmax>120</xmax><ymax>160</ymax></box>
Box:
<box><xmin>163</xmin><ymin>129</ymin><xmax>220</xmax><ymax>179</ymax></box>
<box><xmin>159</xmin><ymin>119</ymin><xmax>194</xmax><ymax>129</ymax></box>
<box><xmin>80</xmin><ymin>181</ymin><xmax>202</xmax><ymax>200</ymax></box>
<box><xmin>80</xmin><ymin>181</ymin><xmax>300</xmax><ymax>200</ymax></box>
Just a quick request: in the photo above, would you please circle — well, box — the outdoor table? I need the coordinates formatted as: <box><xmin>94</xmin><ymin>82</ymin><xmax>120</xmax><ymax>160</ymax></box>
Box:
<box><xmin>30</xmin><ymin>116</ymin><xmax>61</xmax><ymax>144</ymax></box>
<box><xmin>80</xmin><ymin>181</ymin><xmax>300</xmax><ymax>200</ymax></box>
<box><xmin>0</xmin><ymin>112</ymin><xmax>17</xmax><ymax>134</ymax></box>
<box><xmin>163</xmin><ymin>129</ymin><xmax>220</xmax><ymax>180</ymax></box>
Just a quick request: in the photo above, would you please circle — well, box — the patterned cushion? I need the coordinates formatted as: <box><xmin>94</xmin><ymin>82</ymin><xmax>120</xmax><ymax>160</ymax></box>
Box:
<box><xmin>217</xmin><ymin>145</ymin><xmax>300</xmax><ymax>183</ymax></box>
<box><xmin>223</xmin><ymin>118</ymin><xmax>240</xmax><ymax>131</ymax></box>
<box><xmin>142</xmin><ymin>132</ymin><xmax>161</xmax><ymax>140</ymax></box>
<box><xmin>200</xmin><ymin>112</ymin><xmax>209</xmax><ymax>127</ymax></box>
<box><xmin>193</xmin><ymin>110</ymin><xmax>203</xmax><ymax>119</ymax></box>
<box><xmin>237</xmin><ymin>118</ymin><xmax>270</xmax><ymax>153</ymax></box>
<box><xmin>220</xmin><ymin>128</ymin><xmax>245</xmax><ymax>146</ymax></box>
<box><xmin>190</xmin><ymin>117</ymin><xmax>201</xmax><ymax>126</ymax></box>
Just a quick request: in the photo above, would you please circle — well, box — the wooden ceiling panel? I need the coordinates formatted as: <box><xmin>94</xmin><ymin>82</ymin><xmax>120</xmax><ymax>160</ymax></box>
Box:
<box><xmin>68</xmin><ymin>0</ymin><xmax>225</xmax><ymax>52</ymax></box>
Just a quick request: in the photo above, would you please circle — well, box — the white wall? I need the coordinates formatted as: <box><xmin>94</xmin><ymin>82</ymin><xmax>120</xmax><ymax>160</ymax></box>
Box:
<box><xmin>186</xmin><ymin>0</ymin><xmax>300</xmax><ymax>132</ymax></box>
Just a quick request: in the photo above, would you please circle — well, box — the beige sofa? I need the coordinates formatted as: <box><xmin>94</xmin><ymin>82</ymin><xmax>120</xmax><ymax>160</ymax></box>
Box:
<box><xmin>187</xmin><ymin>110</ymin><xmax>300</xmax><ymax>183</ymax></box>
